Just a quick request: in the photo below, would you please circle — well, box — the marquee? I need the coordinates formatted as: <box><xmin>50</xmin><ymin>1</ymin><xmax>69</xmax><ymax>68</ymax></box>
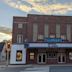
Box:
<box><xmin>24</xmin><ymin>43</ymin><xmax>72</xmax><ymax>48</ymax></box>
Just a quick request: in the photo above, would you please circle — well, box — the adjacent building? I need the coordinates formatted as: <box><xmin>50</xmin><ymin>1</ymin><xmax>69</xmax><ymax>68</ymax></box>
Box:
<box><xmin>10</xmin><ymin>14</ymin><xmax>72</xmax><ymax>64</ymax></box>
<box><xmin>0</xmin><ymin>42</ymin><xmax>6</xmax><ymax>62</ymax></box>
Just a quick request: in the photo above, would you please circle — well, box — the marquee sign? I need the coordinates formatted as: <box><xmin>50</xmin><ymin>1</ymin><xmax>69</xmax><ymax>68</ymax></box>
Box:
<box><xmin>24</xmin><ymin>43</ymin><xmax>72</xmax><ymax>48</ymax></box>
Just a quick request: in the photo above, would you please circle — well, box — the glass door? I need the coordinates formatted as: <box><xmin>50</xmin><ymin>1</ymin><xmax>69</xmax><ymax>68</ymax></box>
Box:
<box><xmin>37</xmin><ymin>53</ymin><xmax>47</xmax><ymax>64</ymax></box>
<box><xmin>58</xmin><ymin>53</ymin><xmax>66</xmax><ymax>63</ymax></box>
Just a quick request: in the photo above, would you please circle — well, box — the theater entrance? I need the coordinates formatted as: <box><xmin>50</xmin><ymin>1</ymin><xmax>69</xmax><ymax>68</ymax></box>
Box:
<box><xmin>37</xmin><ymin>53</ymin><xmax>47</xmax><ymax>64</ymax></box>
<box><xmin>58</xmin><ymin>53</ymin><xmax>66</xmax><ymax>63</ymax></box>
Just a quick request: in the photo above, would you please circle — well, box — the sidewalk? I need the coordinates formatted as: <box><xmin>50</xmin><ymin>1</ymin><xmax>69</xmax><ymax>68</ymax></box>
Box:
<box><xmin>0</xmin><ymin>64</ymin><xmax>33</xmax><ymax>68</ymax></box>
<box><xmin>1</xmin><ymin>64</ymin><xmax>72</xmax><ymax>68</ymax></box>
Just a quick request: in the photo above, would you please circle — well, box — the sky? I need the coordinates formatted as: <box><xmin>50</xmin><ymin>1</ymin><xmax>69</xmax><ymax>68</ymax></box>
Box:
<box><xmin>0</xmin><ymin>0</ymin><xmax>72</xmax><ymax>29</ymax></box>
<box><xmin>0</xmin><ymin>32</ymin><xmax>11</xmax><ymax>42</ymax></box>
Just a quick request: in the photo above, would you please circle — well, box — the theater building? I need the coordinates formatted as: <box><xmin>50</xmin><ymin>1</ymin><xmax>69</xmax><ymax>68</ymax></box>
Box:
<box><xmin>10</xmin><ymin>14</ymin><xmax>72</xmax><ymax>64</ymax></box>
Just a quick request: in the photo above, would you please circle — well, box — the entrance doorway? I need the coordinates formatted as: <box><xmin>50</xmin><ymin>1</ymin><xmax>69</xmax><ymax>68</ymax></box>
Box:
<box><xmin>58</xmin><ymin>53</ymin><xmax>66</xmax><ymax>63</ymax></box>
<box><xmin>37</xmin><ymin>53</ymin><xmax>47</xmax><ymax>64</ymax></box>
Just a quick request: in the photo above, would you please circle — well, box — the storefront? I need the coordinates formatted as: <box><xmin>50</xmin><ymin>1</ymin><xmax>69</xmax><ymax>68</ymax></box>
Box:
<box><xmin>26</xmin><ymin>43</ymin><xmax>72</xmax><ymax>64</ymax></box>
<box><xmin>10</xmin><ymin>43</ymin><xmax>72</xmax><ymax>64</ymax></box>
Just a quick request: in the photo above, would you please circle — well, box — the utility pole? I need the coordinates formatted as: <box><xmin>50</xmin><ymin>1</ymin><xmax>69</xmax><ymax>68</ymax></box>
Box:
<box><xmin>6</xmin><ymin>42</ymin><xmax>11</xmax><ymax>66</ymax></box>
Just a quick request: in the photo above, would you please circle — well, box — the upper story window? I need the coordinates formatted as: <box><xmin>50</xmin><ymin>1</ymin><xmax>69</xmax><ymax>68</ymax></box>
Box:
<box><xmin>38</xmin><ymin>34</ymin><xmax>44</xmax><ymax>40</ymax></box>
<box><xmin>50</xmin><ymin>35</ymin><xmax>55</xmax><ymax>38</ymax></box>
<box><xmin>61</xmin><ymin>35</ymin><xmax>66</xmax><ymax>40</ymax></box>
<box><xmin>17</xmin><ymin>34</ymin><xmax>23</xmax><ymax>43</ymax></box>
<box><xmin>44</xmin><ymin>24</ymin><xmax>49</xmax><ymax>38</ymax></box>
<box><xmin>56</xmin><ymin>24</ymin><xmax>60</xmax><ymax>38</ymax></box>
<box><xmin>67</xmin><ymin>24</ymin><xmax>71</xmax><ymax>41</ymax></box>
<box><xmin>33</xmin><ymin>24</ymin><xmax>38</xmax><ymax>41</ymax></box>
<box><xmin>18</xmin><ymin>23</ymin><xmax>23</xmax><ymax>29</ymax></box>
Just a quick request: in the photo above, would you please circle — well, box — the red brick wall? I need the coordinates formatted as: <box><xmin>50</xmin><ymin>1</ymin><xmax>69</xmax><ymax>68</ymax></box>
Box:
<box><xmin>12</xmin><ymin>14</ymin><xmax>72</xmax><ymax>43</ymax></box>
<box><xmin>12</xmin><ymin>17</ymin><xmax>27</xmax><ymax>44</ymax></box>
<box><xmin>47</xmin><ymin>59</ymin><xmax>57</xmax><ymax>64</ymax></box>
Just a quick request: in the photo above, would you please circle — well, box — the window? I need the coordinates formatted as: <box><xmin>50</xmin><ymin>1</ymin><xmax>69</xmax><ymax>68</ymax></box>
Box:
<box><xmin>47</xmin><ymin>53</ymin><xmax>57</xmax><ymax>58</ymax></box>
<box><xmin>44</xmin><ymin>24</ymin><xmax>49</xmax><ymax>38</ymax></box>
<box><xmin>33</xmin><ymin>24</ymin><xmax>38</xmax><ymax>41</ymax></box>
<box><xmin>67</xmin><ymin>24</ymin><xmax>71</xmax><ymax>41</ymax></box>
<box><xmin>61</xmin><ymin>35</ymin><xmax>66</xmax><ymax>40</ymax></box>
<box><xmin>30</xmin><ymin>52</ymin><xmax>34</xmax><ymax>60</ymax></box>
<box><xmin>18</xmin><ymin>23</ymin><xmax>23</xmax><ymax>28</ymax></box>
<box><xmin>38</xmin><ymin>34</ymin><xmax>44</xmax><ymax>40</ymax></box>
<box><xmin>56</xmin><ymin>24</ymin><xmax>60</xmax><ymax>38</ymax></box>
<box><xmin>17</xmin><ymin>34</ymin><xmax>23</xmax><ymax>43</ymax></box>
<box><xmin>50</xmin><ymin>35</ymin><xmax>55</xmax><ymax>38</ymax></box>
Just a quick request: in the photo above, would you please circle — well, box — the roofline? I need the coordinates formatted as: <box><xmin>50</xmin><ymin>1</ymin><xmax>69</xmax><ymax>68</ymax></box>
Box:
<box><xmin>28</xmin><ymin>14</ymin><xmax>72</xmax><ymax>17</ymax></box>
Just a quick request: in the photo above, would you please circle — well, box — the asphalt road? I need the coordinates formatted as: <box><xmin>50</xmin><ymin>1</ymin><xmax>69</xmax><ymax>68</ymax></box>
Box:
<box><xmin>0</xmin><ymin>65</ymin><xmax>72</xmax><ymax>72</ymax></box>
<box><xmin>0</xmin><ymin>65</ymin><xmax>49</xmax><ymax>72</ymax></box>
<box><xmin>0</xmin><ymin>67</ymin><xmax>25</xmax><ymax>72</ymax></box>
<box><xmin>50</xmin><ymin>66</ymin><xmax>72</xmax><ymax>72</ymax></box>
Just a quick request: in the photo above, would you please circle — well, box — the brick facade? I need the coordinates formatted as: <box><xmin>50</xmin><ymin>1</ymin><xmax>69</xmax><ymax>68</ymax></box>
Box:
<box><xmin>12</xmin><ymin>14</ymin><xmax>72</xmax><ymax>43</ymax></box>
<box><xmin>12</xmin><ymin>14</ymin><xmax>72</xmax><ymax>64</ymax></box>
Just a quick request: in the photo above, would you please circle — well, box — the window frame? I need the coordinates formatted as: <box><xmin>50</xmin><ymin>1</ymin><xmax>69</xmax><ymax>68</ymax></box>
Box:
<box><xmin>18</xmin><ymin>23</ymin><xmax>23</xmax><ymax>29</ymax></box>
<box><xmin>29</xmin><ymin>52</ymin><xmax>35</xmax><ymax>60</ymax></box>
<box><xmin>47</xmin><ymin>52</ymin><xmax>57</xmax><ymax>59</ymax></box>
<box><xmin>17</xmin><ymin>34</ymin><xmax>23</xmax><ymax>43</ymax></box>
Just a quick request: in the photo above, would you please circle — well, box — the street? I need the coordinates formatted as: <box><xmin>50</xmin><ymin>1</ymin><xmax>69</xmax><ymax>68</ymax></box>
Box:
<box><xmin>0</xmin><ymin>65</ymin><xmax>72</xmax><ymax>72</ymax></box>
<box><xmin>50</xmin><ymin>65</ymin><xmax>72</xmax><ymax>72</ymax></box>
<box><xmin>0</xmin><ymin>65</ymin><xmax>49</xmax><ymax>72</ymax></box>
<box><xmin>0</xmin><ymin>67</ymin><xmax>25</xmax><ymax>72</ymax></box>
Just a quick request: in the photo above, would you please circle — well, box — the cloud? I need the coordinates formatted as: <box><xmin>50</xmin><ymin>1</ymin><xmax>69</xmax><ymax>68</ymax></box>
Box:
<box><xmin>0</xmin><ymin>32</ymin><xmax>12</xmax><ymax>42</ymax></box>
<box><xmin>4</xmin><ymin>0</ymin><xmax>72</xmax><ymax>15</ymax></box>
<box><xmin>4</xmin><ymin>0</ymin><xmax>32</xmax><ymax>12</ymax></box>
